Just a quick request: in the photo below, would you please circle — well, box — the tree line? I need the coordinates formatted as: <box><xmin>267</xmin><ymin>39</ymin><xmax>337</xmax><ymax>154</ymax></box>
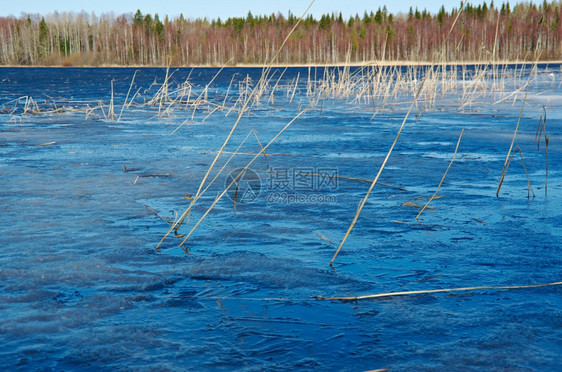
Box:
<box><xmin>0</xmin><ymin>1</ymin><xmax>561</xmax><ymax>66</ymax></box>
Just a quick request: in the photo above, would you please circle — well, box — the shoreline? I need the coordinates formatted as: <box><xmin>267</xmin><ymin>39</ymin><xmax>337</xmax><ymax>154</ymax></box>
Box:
<box><xmin>1</xmin><ymin>60</ymin><xmax>562</xmax><ymax>69</ymax></box>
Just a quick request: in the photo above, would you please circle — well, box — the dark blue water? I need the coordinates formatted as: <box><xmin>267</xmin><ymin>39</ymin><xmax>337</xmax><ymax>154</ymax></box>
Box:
<box><xmin>1</xmin><ymin>66</ymin><xmax>561</xmax><ymax>370</ymax></box>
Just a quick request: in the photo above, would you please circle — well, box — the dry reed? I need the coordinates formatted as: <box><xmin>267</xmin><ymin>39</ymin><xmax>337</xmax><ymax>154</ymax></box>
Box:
<box><xmin>118</xmin><ymin>70</ymin><xmax>138</xmax><ymax>121</ymax></box>
<box><xmin>328</xmin><ymin>91</ymin><xmax>422</xmax><ymax>266</ymax></box>
<box><xmin>416</xmin><ymin>129</ymin><xmax>464</xmax><ymax>220</ymax></box>
<box><xmin>156</xmin><ymin>128</ymin><xmax>270</xmax><ymax>246</ymax></box>
<box><xmin>536</xmin><ymin>105</ymin><xmax>549</xmax><ymax>196</ymax></box>
<box><xmin>177</xmin><ymin>99</ymin><xmax>318</xmax><ymax>250</ymax></box>
<box><xmin>155</xmin><ymin>0</ymin><xmax>317</xmax><ymax>250</ymax></box>
<box><xmin>329</xmin><ymin>6</ymin><xmax>467</xmax><ymax>266</ymax></box>
<box><xmin>108</xmin><ymin>80</ymin><xmax>116</xmax><ymax>121</ymax></box>
<box><xmin>496</xmin><ymin>83</ymin><xmax>529</xmax><ymax>197</ymax></box>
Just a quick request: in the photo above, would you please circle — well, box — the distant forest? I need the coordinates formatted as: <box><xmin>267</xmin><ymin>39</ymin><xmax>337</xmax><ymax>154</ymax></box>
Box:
<box><xmin>1</xmin><ymin>1</ymin><xmax>561</xmax><ymax>66</ymax></box>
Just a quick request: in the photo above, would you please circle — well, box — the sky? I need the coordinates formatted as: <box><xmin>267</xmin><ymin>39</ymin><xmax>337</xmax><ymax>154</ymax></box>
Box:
<box><xmin>0</xmin><ymin>0</ymin><xmax>480</xmax><ymax>20</ymax></box>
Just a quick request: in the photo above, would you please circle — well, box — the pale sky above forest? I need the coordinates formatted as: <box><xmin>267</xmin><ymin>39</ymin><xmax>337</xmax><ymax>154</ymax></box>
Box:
<box><xmin>0</xmin><ymin>0</ymin><xmax>515</xmax><ymax>19</ymax></box>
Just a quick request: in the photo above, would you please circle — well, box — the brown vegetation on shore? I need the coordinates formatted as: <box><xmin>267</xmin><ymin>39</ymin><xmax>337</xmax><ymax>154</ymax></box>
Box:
<box><xmin>1</xmin><ymin>1</ymin><xmax>562</xmax><ymax>66</ymax></box>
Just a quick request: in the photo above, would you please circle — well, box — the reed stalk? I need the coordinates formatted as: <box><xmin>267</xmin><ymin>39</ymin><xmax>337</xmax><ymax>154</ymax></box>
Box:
<box><xmin>416</xmin><ymin>129</ymin><xmax>464</xmax><ymax>220</ymax></box>
<box><xmin>545</xmin><ymin>134</ymin><xmax>549</xmax><ymax>196</ymax></box>
<box><xmin>118</xmin><ymin>70</ymin><xmax>138</xmax><ymax>121</ymax></box>
<box><xmin>329</xmin><ymin>5</ymin><xmax>467</xmax><ymax>266</ymax></box>
<box><xmin>496</xmin><ymin>85</ymin><xmax>529</xmax><ymax>197</ymax></box>
<box><xmin>513</xmin><ymin>146</ymin><xmax>535</xmax><ymax>199</ymax></box>
<box><xmin>108</xmin><ymin>80</ymin><xmax>116</xmax><ymax>121</ymax></box>
<box><xmin>536</xmin><ymin>106</ymin><xmax>549</xmax><ymax>196</ymax></box>
<box><xmin>288</xmin><ymin>72</ymin><xmax>300</xmax><ymax>104</ymax></box>
<box><xmin>155</xmin><ymin>1</ymin><xmax>317</xmax><ymax>250</ymax></box>
<box><xmin>329</xmin><ymin>85</ymin><xmax>423</xmax><ymax>266</ymax></box>
<box><xmin>222</xmin><ymin>73</ymin><xmax>238</xmax><ymax>109</ymax></box>
<box><xmin>178</xmin><ymin>99</ymin><xmax>318</xmax><ymax>249</ymax></box>
<box><xmin>156</xmin><ymin>128</ymin><xmax>270</xmax><ymax>248</ymax></box>
<box><xmin>268</xmin><ymin>67</ymin><xmax>288</xmax><ymax>105</ymax></box>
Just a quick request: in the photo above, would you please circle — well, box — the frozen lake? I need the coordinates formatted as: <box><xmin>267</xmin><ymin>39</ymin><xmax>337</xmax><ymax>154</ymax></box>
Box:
<box><xmin>1</xmin><ymin>65</ymin><xmax>561</xmax><ymax>370</ymax></box>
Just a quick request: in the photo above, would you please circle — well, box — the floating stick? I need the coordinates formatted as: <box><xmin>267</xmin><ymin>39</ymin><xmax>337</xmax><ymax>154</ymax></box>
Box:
<box><xmin>316</xmin><ymin>231</ymin><xmax>335</xmax><ymax>245</ymax></box>
<box><xmin>171</xmin><ymin>280</ymin><xmax>562</xmax><ymax>303</ymax></box>
<box><xmin>37</xmin><ymin>141</ymin><xmax>56</xmax><ymax>146</ymax></box>
<box><xmin>317</xmin><ymin>281</ymin><xmax>562</xmax><ymax>302</ymax></box>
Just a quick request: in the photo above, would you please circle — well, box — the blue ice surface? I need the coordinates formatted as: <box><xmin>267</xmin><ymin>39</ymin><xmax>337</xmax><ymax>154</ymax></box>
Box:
<box><xmin>0</xmin><ymin>65</ymin><xmax>561</xmax><ymax>370</ymax></box>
